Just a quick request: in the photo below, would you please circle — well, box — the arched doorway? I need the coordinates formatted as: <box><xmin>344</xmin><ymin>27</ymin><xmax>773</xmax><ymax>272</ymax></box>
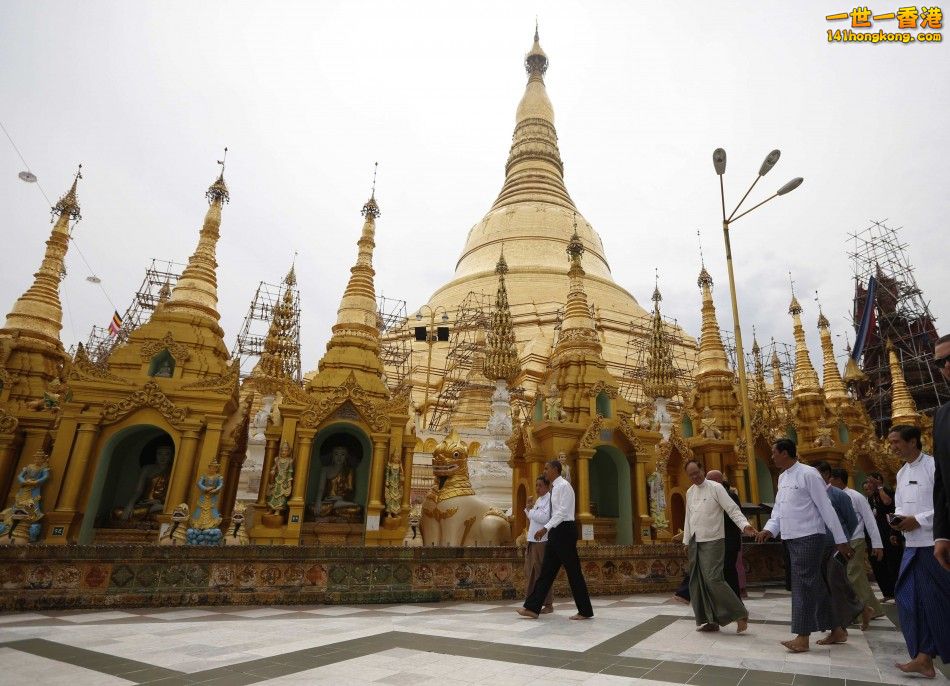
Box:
<box><xmin>670</xmin><ymin>491</ymin><xmax>686</xmax><ymax>534</ymax></box>
<box><xmin>304</xmin><ymin>423</ymin><xmax>372</xmax><ymax>534</ymax></box>
<box><xmin>81</xmin><ymin>424</ymin><xmax>176</xmax><ymax>543</ymax></box>
<box><xmin>589</xmin><ymin>445</ymin><xmax>633</xmax><ymax>544</ymax></box>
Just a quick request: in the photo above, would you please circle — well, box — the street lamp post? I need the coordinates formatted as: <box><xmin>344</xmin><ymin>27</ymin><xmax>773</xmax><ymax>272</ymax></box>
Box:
<box><xmin>415</xmin><ymin>304</ymin><xmax>450</xmax><ymax>426</ymax></box>
<box><xmin>713</xmin><ymin>147</ymin><xmax>803</xmax><ymax>504</ymax></box>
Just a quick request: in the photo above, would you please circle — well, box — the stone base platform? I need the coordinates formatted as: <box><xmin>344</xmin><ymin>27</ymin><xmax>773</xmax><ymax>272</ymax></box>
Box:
<box><xmin>0</xmin><ymin>542</ymin><xmax>784</xmax><ymax>611</ymax></box>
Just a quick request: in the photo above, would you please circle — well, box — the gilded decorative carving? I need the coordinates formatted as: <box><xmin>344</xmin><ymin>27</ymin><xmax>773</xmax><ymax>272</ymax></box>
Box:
<box><xmin>299</xmin><ymin>372</ymin><xmax>389</xmax><ymax>432</ymax></box>
<box><xmin>67</xmin><ymin>344</ymin><xmax>133</xmax><ymax>386</ymax></box>
<box><xmin>421</xmin><ymin>505</ymin><xmax>458</xmax><ymax>521</ymax></box>
<box><xmin>616</xmin><ymin>415</ymin><xmax>643</xmax><ymax>456</ymax></box>
<box><xmin>101</xmin><ymin>380</ymin><xmax>187</xmax><ymax>426</ymax></box>
<box><xmin>0</xmin><ymin>407</ymin><xmax>17</xmax><ymax>434</ymax></box>
<box><xmin>181</xmin><ymin>359</ymin><xmax>239</xmax><ymax>394</ymax></box>
<box><xmin>583</xmin><ymin>380</ymin><xmax>618</xmax><ymax>398</ymax></box>
<box><xmin>139</xmin><ymin>332</ymin><xmax>192</xmax><ymax>364</ymax></box>
<box><xmin>578</xmin><ymin>413</ymin><xmax>605</xmax><ymax>449</ymax></box>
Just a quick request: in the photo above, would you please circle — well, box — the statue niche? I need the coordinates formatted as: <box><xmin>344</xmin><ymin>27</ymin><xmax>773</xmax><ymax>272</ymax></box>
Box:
<box><xmin>103</xmin><ymin>439</ymin><xmax>174</xmax><ymax>530</ymax></box>
<box><xmin>310</xmin><ymin>435</ymin><xmax>363</xmax><ymax>522</ymax></box>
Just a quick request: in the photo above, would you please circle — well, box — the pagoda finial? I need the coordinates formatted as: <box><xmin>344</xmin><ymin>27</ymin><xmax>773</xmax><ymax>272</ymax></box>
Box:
<box><xmin>887</xmin><ymin>339</ymin><xmax>919</xmax><ymax>423</ymax></box>
<box><xmin>566</xmin><ymin>213</ymin><xmax>584</xmax><ymax>262</ymax></box>
<box><xmin>285</xmin><ymin>252</ymin><xmax>298</xmax><ymax>287</ymax></box>
<box><xmin>333</xmin><ymin>186</ymin><xmax>380</xmax><ymax>335</ymax></box>
<box><xmin>526</xmin><ymin>22</ymin><xmax>548</xmax><ymax>76</ymax></box>
<box><xmin>164</xmin><ymin>159</ymin><xmax>229</xmax><ymax>322</ymax></box>
<box><xmin>484</xmin><ymin>248</ymin><xmax>521</xmax><ymax>383</ymax></box>
<box><xmin>362</xmin><ymin>162</ymin><xmax>381</xmax><ymax>218</ymax></box>
<box><xmin>206</xmin><ymin>148</ymin><xmax>230</xmax><ymax>204</ymax></box>
<box><xmin>643</xmin><ymin>276</ymin><xmax>677</xmax><ymax>400</ymax></box>
<box><xmin>51</xmin><ymin>164</ymin><xmax>83</xmax><ymax>222</ymax></box>
<box><xmin>817</xmin><ymin>307</ymin><xmax>848</xmax><ymax>402</ymax></box>
<box><xmin>1</xmin><ymin>168</ymin><xmax>83</xmax><ymax>347</ymax></box>
<box><xmin>256</xmin><ymin>270</ymin><xmax>298</xmax><ymax>394</ymax></box>
<box><xmin>788</xmin><ymin>286</ymin><xmax>821</xmax><ymax>395</ymax></box>
<box><xmin>696</xmin><ymin>262</ymin><xmax>730</xmax><ymax>377</ymax></box>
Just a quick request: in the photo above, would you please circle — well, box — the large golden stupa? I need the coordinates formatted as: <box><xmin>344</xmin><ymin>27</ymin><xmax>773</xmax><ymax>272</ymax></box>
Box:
<box><xmin>413</xmin><ymin>30</ymin><xmax>683</xmax><ymax>423</ymax></box>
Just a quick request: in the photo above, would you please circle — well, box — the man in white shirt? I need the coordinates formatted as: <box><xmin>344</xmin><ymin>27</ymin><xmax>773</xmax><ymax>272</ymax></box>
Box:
<box><xmin>683</xmin><ymin>460</ymin><xmax>755</xmax><ymax>633</ymax></box>
<box><xmin>829</xmin><ymin>467</ymin><xmax>885</xmax><ymax>626</ymax></box>
<box><xmin>518</xmin><ymin>459</ymin><xmax>593</xmax><ymax>620</ymax></box>
<box><xmin>888</xmin><ymin>424</ymin><xmax>950</xmax><ymax>678</ymax></box>
<box><xmin>523</xmin><ymin>476</ymin><xmax>554</xmax><ymax>614</ymax></box>
<box><xmin>755</xmin><ymin>439</ymin><xmax>853</xmax><ymax>654</ymax></box>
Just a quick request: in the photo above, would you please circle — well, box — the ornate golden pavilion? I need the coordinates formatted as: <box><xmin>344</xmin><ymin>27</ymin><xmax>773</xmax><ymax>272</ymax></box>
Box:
<box><xmin>0</xmin><ymin>30</ymin><xmax>923</xmax><ymax>548</ymax></box>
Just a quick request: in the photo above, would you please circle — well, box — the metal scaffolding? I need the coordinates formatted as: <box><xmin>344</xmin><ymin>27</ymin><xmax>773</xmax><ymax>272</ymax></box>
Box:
<box><xmin>377</xmin><ymin>294</ymin><xmax>411</xmax><ymax>394</ymax></box>
<box><xmin>81</xmin><ymin>259</ymin><xmax>184</xmax><ymax>364</ymax></box>
<box><xmin>848</xmin><ymin>220</ymin><xmax>949</xmax><ymax>435</ymax></box>
<box><xmin>425</xmin><ymin>291</ymin><xmax>492</xmax><ymax>431</ymax></box>
<box><xmin>231</xmin><ymin>278</ymin><xmax>302</xmax><ymax>381</ymax></box>
<box><xmin>617</xmin><ymin>315</ymin><xmax>696</xmax><ymax>411</ymax></box>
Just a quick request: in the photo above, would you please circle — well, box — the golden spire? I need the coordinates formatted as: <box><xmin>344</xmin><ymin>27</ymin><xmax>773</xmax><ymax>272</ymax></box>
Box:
<box><xmin>491</xmin><ymin>25</ymin><xmax>573</xmax><ymax>211</ymax></box>
<box><xmin>842</xmin><ymin>343</ymin><xmax>867</xmax><ymax>385</ymax></box>
<box><xmin>788</xmin><ymin>293</ymin><xmax>821</xmax><ymax>395</ymax></box>
<box><xmin>770</xmin><ymin>344</ymin><xmax>785</xmax><ymax>400</ymax></box>
<box><xmin>257</xmin><ymin>265</ymin><xmax>297</xmax><ymax>393</ymax></box>
<box><xmin>163</xmin><ymin>156</ymin><xmax>229</xmax><ymax>322</ymax></box>
<box><xmin>643</xmin><ymin>278</ymin><xmax>677</xmax><ymax>400</ymax></box>
<box><xmin>483</xmin><ymin>248</ymin><xmax>521</xmax><ymax>383</ymax></box>
<box><xmin>1</xmin><ymin>166</ymin><xmax>82</xmax><ymax>347</ymax></box>
<box><xmin>696</xmin><ymin>265</ymin><xmax>730</xmax><ymax>377</ymax></box>
<box><xmin>333</xmin><ymin>167</ymin><xmax>381</xmax><ymax>335</ymax></box>
<box><xmin>887</xmin><ymin>339</ymin><xmax>919</xmax><ymax>422</ymax></box>
<box><xmin>157</xmin><ymin>279</ymin><xmax>172</xmax><ymax>305</ymax></box>
<box><xmin>817</xmin><ymin>309</ymin><xmax>848</xmax><ymax>402</ymax></box>
<box><xmin>558</xmin><ymin>216</ymin><xmax>597</xmax><ymax>337</ymax></box>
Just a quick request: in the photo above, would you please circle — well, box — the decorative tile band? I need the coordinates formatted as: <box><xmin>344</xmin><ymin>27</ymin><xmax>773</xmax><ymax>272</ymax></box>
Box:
<box><xmin>0</xmin><ymin>543</ymin><xmax>784</xmax><ymax>611</ymax></box>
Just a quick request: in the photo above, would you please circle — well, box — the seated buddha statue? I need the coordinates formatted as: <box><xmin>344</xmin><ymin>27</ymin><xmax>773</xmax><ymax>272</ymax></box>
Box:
<box><xmin>115</xmin><ymin>445</ymin><xmax>173</xmax><ymax>523</ymax></box>
<box><xmin>313</xmin><ymin>446</ymin><xmax>361</xmax><ymax>521</ymax></box>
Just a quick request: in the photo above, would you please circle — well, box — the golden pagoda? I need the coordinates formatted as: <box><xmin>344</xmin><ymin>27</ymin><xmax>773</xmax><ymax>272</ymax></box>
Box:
<box><xmin>24</xmin><ymin>163</ymin><xmax>251</xmax><ymax>543</ymax></box>
<box><xmin>250</xmin><ymin>188</ymin><xmax>413</xmax><ymax>546</ymax></box>
<box><xmin>508</xmin><ymin>222</ymin><xmax>662</xmax><ymax>545</ymax></box>
<box><xmin>408</xmin><ymin>28</ymin><xmax>693</xmax><ymax>427</ymax></box>
<box><xmin>887</xmin><ymin>340</ymin><xmax>920</xmax><ymax>427</ymax></box>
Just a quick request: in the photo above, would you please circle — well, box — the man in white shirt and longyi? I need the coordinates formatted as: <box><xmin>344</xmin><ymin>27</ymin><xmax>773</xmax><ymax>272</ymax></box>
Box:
<box><xmin>523</xmin><ymin>475</ymin><xmax>555</xmax><ymax>614</ymax></box>
<box><xmin>682</xmin><ymin>459</ymin><xmax>756</xmax><ymax>634</ymax></box>
<box><xmin>756</xmin><ymin>438</ymin><xmax>854</xmax><ymax>654</ymax></box>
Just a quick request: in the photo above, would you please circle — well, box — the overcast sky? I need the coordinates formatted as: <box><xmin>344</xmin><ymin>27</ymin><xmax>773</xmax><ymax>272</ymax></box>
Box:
<box><xmin>1</xmin><ymin>1</ymin><xmax>947</xmax><ymax>378</ymax></box>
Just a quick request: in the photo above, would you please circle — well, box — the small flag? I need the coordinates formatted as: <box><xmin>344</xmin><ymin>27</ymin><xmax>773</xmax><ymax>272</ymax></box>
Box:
<box><xmin>108</xmin><ymin>310</ymin><xmax>122</xmax><ymax>336</ymax></box>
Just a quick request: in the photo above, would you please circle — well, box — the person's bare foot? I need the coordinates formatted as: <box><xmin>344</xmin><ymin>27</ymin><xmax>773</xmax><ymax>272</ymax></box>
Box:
<box><xmin>895</xmin><ymin>656</ymin><xmax>936</xmax><ymax>678</ymax></box>
<box><xmin>737</xmin><ymin>617</ymin><xmax>748</xmax><ymax>634</ymax></box>
<box><xmin>781</xmin><ymin>637</ymin><xmax>809</xmax><ymax>653</ymax></box>
<box><xmin>570</xmin><ymin>613</ymin><xmax>592</xmax><ymax>620</ymax></box>
<box><xmin>671</xmin><ymin>594</ymin><xmax>689</xmax><ymax>605</ymax></box>
<box><xmin>540</xmin><ymin>605</ymin><xmax>554</xmax><ymax>614</ymax></box>
<box><xmin>816</xmin><ymin>628</ymin><xmax>848</xmax><ymax>645</ymax></box>
<box><xmin>860</xmin><ymin>606</ymin><xmax>875</xmax><ymax>631</ymax></box>
<box><xmin>516</xmin><ymin>608</ymin><xmax>539</xmax><ymax>619</ymax></box>
<box><xmin>697</xmin><ymin>623</ymin><xmax>720</xmax><ymax>632</ymax></box>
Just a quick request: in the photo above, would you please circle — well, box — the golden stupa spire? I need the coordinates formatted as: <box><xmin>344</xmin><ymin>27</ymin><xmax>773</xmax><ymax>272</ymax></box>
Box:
<box><xmin>887</xmin><ymin>339</ymin><xmax>919</xmax><ymax>423</ymax></box>
<box><xmin>483</xmin><ymin>247</ymin><xmax>521</xmax><ymax>383</ymax></box>
<box><xmin>788</xmin><ymin>287</ymin><xmax>821</xmax><ymax>395</ymax></box>
<box><xmin>643</xmin><ymin>275</ymin><xmax>677</xmax><ymax>400</ymax></box>
<box><xmin>696</xmin><ymin>264</ymin><xmax>731</xmax><ymax>378</ymax></box>
<box><xmin>557</xmin><ymin>215</ymin><xmax>597</xmax><ymax>338</ymax></box>
<box><xmin>491</xmin><ymin>25</ymin><xmax>573</xmax><ymax>211</ymax></box>
<box><xmin>1</xmin><ymin>165</ymin><xmax>83</xmax><ymax>347</ymax></box>
<box><xmin>770</xmin><ymin>343</ymin><xmax>785</xmax><ymax>400</ymax></box>
<box><xmin>256</xmin><ymin>262</ymin><xmax>298</xmax><ymax>393</ymax></box>
<box><xmin>816</xmin><ymin>305</ymin><xmax>848</xmax><ymax>403</ymax></box>
<box><xmin>333</xmin><ymin>164</ymin><xmax>381</xmax><ymax>336</ymax></box>
<box><xmin>164</xmin><ymin>153</ymin><xmax>229</xmax><ymax>322</ymax></box>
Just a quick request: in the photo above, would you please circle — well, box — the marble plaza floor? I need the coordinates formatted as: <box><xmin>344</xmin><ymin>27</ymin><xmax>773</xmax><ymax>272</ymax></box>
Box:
<box><xmin>0</xmin><ymin>585</ymin><xmax>947</xmax><ymax>686</ymax></box>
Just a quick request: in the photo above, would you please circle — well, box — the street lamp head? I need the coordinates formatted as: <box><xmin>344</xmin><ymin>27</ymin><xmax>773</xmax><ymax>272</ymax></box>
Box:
<box><xmin>776</xmin><ymin>177</ymin><xmax>804</xmax><ymax>196</ymax></box>
<box><xmin>415</xmin><ymin>312</ymin><xmax>423</xmax><ymax>321</ymax></box>
<box><xmin>759</xmin><ymin>149</ymin><xmax>781</xmax><ymax>177</ymax></box>
<box><xmin>441</xmin><ymin>313</ymin><xmax>449</xmax><ymax>323</ymax></box>
<box><xmin>713</xmin><ymin>148</ymin><xmax>727</xmax><ymax>175</ymax></box>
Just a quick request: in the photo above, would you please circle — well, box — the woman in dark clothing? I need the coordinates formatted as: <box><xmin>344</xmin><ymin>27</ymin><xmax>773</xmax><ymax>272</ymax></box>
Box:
<box><xmin>864</xmin><ymin>472</ymin><xmax>903</xmax><ymax>600</ymax></box>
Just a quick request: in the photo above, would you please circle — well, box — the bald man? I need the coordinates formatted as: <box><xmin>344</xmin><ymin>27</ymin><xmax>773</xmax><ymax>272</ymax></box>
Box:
<box><xmin>708</xmin><ymin>470</ymin><xmax>743</xmax><ymax>597</ymax></box>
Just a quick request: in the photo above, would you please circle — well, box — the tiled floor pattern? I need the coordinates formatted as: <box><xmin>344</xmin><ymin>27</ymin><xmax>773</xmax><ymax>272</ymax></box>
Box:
<box><xmin>0</xmin><ymin>587</ymin><xmax>946</xmax><ymax>686</ymax></box>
